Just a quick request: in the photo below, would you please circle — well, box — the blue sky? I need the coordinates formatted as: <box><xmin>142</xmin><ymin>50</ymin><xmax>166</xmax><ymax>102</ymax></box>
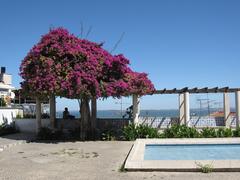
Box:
<box><xmin>0</xmin><ymin>0</ymin><xmax>240</xmax><ymax>111</ymax></box>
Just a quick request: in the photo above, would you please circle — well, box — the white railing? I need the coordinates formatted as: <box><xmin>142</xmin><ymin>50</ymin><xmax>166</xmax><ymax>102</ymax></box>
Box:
<box><xmin>139</xmin><ymin>116</ymin><xmax>237</xmax><ymax>128</ymax></box>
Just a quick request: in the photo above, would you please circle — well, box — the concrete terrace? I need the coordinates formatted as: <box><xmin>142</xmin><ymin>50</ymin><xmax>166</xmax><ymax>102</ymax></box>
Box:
<box><xmin>0</xmin><ymin>134</ymin><xmax>240</xmax><ymax>180</ymax></box>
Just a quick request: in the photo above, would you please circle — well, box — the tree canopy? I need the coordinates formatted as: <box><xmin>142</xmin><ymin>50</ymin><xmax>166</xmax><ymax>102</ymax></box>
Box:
<box><xmin>20</xmin><ymin>28</ymin><xmax>155</xmax><ymax>99</ymax></box>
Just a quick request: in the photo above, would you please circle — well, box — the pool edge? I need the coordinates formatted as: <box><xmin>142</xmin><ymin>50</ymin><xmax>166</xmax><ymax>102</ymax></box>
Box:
<box><xmin>125</xmin><ymin>138</ymin><xmax>240</xmax><ymax>172</ymax></box>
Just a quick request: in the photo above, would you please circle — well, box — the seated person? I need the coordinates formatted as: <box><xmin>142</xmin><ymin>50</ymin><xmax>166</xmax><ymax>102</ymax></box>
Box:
<box><xmin>63</xmin><ymin>107</ymin><xmax>75</xmax><ymax>119</ymax></box>
<box><xmin>63</xmin><ymin>107</ymin><xmax>70</xmax><ymax>119</ymax></box>
<box><xmin>61</xmin><ymin>107</ymin><xmax>75</xmax><ymax>130</ymax></box>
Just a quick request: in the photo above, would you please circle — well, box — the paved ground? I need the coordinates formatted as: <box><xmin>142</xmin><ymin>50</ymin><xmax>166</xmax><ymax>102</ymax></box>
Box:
<box><xmin>0</xmin><ymin>134</ymin><xmax>240</xmax><ymax>180</ymax></box>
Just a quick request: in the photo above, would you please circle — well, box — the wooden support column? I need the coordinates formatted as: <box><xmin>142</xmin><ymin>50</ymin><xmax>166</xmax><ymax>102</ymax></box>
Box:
<box><xmin>49</xmin><ymin>94</ymin><xmax>56</xmax><ymax>129</ymax></box>
<box><xmin>235</xmin><ymin>91</ymin><xmax>240</xmax><ymax>128</ymax></box>
<box><xmin>184</xmin><ymin>92</ymin><xmax>190</xmax><ymax>126</ymax></box>
<box><xmin>132</xmin><ymin>94</ymin><xmax>140</xmax><ymax>124</ymax></box>
<box><xmin>36</xmin><ymin>97</ymin><xmax>42</xmax><ymax>133</ymax></box>
<box><xmin>91</xmin><ymin>97</ymin><xmax>97</xmax><ymax>135</ymax></box>
<box><xmin>224</xmin><ymin>93</ymin><xmax>231</xmax><ymax>127</ymax></box>
<box><xmin>179</xmin><ymin>93</ymin><xmax>185</xmax><ymax>125</ymax></box>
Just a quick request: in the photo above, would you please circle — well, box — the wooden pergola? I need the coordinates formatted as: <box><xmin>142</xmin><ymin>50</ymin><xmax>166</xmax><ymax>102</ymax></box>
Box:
<box><xmin>132</xmin><ymin>87</ymin><xmax>240</xmax><ymax>128</ymax></box>
<box><xmin>35</xmin><ymin>86</ymin><xmax>240</xmax><ymax>134</ymax></box>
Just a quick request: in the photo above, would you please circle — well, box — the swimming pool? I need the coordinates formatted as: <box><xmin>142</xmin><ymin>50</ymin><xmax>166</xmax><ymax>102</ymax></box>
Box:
<box><xmin>125</xmin><ymin>138</ymin><xmax>240</xmax><ymax>171</ymax></box>
<box><xmin>144</xmin><ymin>144</ymin><xmax>240</xmax><ymax>160</ymax></box>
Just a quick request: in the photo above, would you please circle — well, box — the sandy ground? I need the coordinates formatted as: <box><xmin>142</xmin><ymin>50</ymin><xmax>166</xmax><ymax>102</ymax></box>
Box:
<box><xmin>0</xmin><ymin>134</ymin><xmax>240</xmax><ymax>180</ymax></box>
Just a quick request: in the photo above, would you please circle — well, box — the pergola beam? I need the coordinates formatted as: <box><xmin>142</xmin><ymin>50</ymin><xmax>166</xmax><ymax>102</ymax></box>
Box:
<box><xmin>152</xmin><ymin>87</ymin><xmax>240</xmax><ymax>95</ymax></box>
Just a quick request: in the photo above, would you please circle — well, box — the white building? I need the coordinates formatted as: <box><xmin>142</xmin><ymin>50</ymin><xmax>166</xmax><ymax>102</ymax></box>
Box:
<box><xmin>0</xmin><ymin>67</ymin><xmax>20</xmax><ymax>125</ymax></box>
<box><xmin>0</xmin><ymin>67</ymin><xmax>15</xmax><ymax>106</ymax></box>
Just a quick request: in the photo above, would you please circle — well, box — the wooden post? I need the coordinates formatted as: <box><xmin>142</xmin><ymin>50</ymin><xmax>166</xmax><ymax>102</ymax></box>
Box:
<box><xmin>224</xmin><ymin>93</ymin><xmax>231</xmax><ymax>127</ymax></box>
<box><xmin>91</xmin><ymin>97</ymin><xmax>97</xmax><ymax>136</ymax></box>
<box><xmin>49</xmin><ymin>94</ymin><xmax>56</xmax><ymax>128</ymax></box>
<box><xmin>36</xmin><ymin>97</ymin><xmax>42</xmax><ymax>133</ymax></box>
<box><xmin>235</xmin><ymin>91</ymin><xmax>240</xmax><ymax>128</ymax></box>
<box><xmin>132</xmin><ymin>94</ymin><xmax>140</xmax><ymax>124</ymax></box>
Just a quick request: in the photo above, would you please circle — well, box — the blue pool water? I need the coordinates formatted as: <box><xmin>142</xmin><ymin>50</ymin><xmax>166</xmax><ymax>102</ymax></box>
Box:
<box><xmin>144</xmin><ymin>144</ymin><xmax>240</xmax><ymax>160</ymax></box>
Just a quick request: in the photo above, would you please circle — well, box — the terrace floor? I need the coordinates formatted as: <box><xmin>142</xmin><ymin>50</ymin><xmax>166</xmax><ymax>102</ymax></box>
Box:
<box><xmin>0</xmin><ymin>133</ymin><xmax>240</xmax><ymax>180</ymax></box>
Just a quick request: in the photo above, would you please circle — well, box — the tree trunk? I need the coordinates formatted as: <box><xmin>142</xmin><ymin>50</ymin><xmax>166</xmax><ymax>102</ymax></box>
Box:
<box><xmin>91</xmin><ymin>97</ymin><xmax>97</xmax><ymax>138</ymax></box>
<box><xmin>80</xmin><ymin>97</ymin><xmax>90</xmax><ymax>140</ymax></box>
<box><xmin>36</xmin><ymin>97</ymin><xmax>42</xmax><ymax>134</ymax></box>
<box><xmin>49</xmin><ymin>94</ymin><xmax>56</xmax><ymax>129</ymax></box>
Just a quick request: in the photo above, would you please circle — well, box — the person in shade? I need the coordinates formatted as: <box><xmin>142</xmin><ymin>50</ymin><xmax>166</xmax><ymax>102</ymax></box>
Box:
<box><xmin>63</xmin><ymin>107</ymin><xmax>70</xmax><ymax>119</ymax></box>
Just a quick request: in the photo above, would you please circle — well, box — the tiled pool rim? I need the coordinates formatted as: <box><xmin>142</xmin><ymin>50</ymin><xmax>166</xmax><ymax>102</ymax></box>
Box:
<box><xmin>125</xmin><ymin>138</ymin><xmax>240</xmax><ymax>172</ymax></box>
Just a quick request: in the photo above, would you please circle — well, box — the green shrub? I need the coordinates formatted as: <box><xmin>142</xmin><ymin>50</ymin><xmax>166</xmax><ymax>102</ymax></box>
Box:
<box><xmin>200</xmin><ymin>127</ymin><xmax>217</xmax><ymax>138</ymax></box>
<box><xmin>123</xmin><ymin>123</ymin><xmax>159</xmax><ymax>140</ymax></box>
<box><xmin>233</xmin><ymin>128</ymin><xmax>240</xmax><ymax>137</ymax></box>
<box><xmin>16</xmin><ymin>113</ymin><xmax>23</xmax><ymax>119</ymax></box>
<box><xmin>224</xmin><ymin>128</ymin><xmax>233</xmax><ymax>137</ymax></box>
<box><xmin>216</xmin><ymin>128</ymin><xmax>225</xmax><ymax>137</ymax></box>
<box><xmin>123</xmin><ymin>123</ymin><xmax>137</xmax><ymax>141</ymax></box>
<box><xmin>37</xmin><ymin>127</ymin><xmax>63</xmax><ymax>140</ymax></box>
<box><xmin>136</xmin><ymin>124</ymin><xmax>159</xmax><ymax>138</ymax></box>
<box><xmin>22</xmin><ymin>113</ymin><xmax>50</xmax><ymax>119</ymax></box>
<box><xmin>0</xmin><ymin>123</ymin><xmax>18</xmax><ymax>136</ymax></box>
<box><xmin>123</xmin><ymin>124</ymin><xmax>239</xmax><ymax>141</ymax></box>
<box><xmin>0</xmin><ymin>98</ymin><xmax>6</xmax><ymax>107</ymax></box>
<box><xmin>101</xmin><ymin>129</ymin><xmax>116</xmax><ymax>141</ymax></box>
<box><xmin>216</xmin><ymin>128</ymin><xmax>232</xmax><ymax>137</ymax></box>
<box><xmin>162</xmin><ymin>125</ymin><xmax>200</xmax><ymax>138</ymax></box>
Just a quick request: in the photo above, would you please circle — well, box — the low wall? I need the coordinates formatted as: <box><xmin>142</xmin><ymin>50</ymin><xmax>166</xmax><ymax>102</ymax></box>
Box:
<box><xmin>14</xmin><ymin>118</ymin><xmax>130</xmax><ymax>133</ymax></box>
<box><xmin>0</xmin><ymin>108</ymin><xmax>23</xmax><ymax>125</ymax></box>
<box><xmin>14</xmin><ymin>118</ymin><xmax>51</xmax><ymax>133</ymax></box>
<box><xmin>14</xmin><ymin>116</ymin><xmax>236</xmax><ymax>133</ymax></box>
<box><xmin>97</xmin><ymin>118</ymin><xmax>130</xmax><ymax>131</ymax></box>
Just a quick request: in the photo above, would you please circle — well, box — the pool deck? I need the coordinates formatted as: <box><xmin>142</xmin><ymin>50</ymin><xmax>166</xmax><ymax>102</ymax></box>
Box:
<box><xmin>125</xmin><ymin>138</ymin><xmax>240</xmax><ymax>171</ymax></box>
<box><xmin>1</xmin><ymin>134</ymin><xmax>240</xmax><ymax>179</ymax></box>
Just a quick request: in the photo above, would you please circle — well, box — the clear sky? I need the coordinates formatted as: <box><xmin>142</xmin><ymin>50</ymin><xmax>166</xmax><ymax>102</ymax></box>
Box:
<box><xmin>0</xmin><ymin>0</ymin><xmax>240</xmax><ymax>111</ymax></box>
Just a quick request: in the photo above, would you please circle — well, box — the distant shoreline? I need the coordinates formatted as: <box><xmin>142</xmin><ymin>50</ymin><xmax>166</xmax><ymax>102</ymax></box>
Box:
<box><xmin>56</xmin><ymin>108</ymin><xmax>236</xmax><ymax>118</ymax></box>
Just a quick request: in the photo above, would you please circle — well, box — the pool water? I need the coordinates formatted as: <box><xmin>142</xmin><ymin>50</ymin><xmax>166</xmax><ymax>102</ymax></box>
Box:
<box><xmin>144</xmin><ymin>144</ymin><xmax>240</xmax><ymax>160</ymax></box>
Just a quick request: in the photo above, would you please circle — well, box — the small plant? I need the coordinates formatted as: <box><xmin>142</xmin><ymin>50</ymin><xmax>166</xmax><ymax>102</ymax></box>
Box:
<box><xmin>0</xmin><ymin>98</ymin><xmax>6</xmax><ymax>107</ymax></box>
<box><xmin>22</xmin><ymin>113</ymin><xmax>50</xmax><ymax>119</ymax></box>
<box><xmin>101</xmin><ymin>130</ymin><xmax>116</xmax><ymax>141</ymax></box>
<box><xmin>0</xmin><ymin>123</ymin><xmax>18</xmax><ymax>136</ymax></box>
<box><xmin>233</xmin><ymin>128</ymin><xmax>240</xmax><ymax>137</ymax></box>
<box><xmin>201</xmin><ymin>127</ymin><xmax>216</xmax><ymax>138</ymax></box>
<box><xmin>162</xmin><ymin>125</ymin><xmax>200</xmax><ymax>138</ymax></box>
<box><xmin>136</xmin><ymin>124</ymin><xmax>159</xmax><ymax>138</ymax></box>
<box><xmin>16</xmin><ymin>113</ymin><xmax>23</xmax><ymax>119</ymax></box>
<box><xmin>195</xmin><ymin>161</ymin><xmax>213</xmax><ymax>173</ymax></box>
<box><xmin>216</xmin><ymin>128</ymin><xmax>232</xmax><ymax>137</ymax></box>
<box><xmin>123</xmin><ymin>123</ymin><xmax>137</xmax><ymax>141</ymax></box>
<box><xmin>123</xmin><ymin>123</ymin><xmax>159</xmax><ymax>140</ymax></box>
<box><xmin>37</xmin><ymin>127</ymin><xmax>63</xmax><ymax>140</ymax></box>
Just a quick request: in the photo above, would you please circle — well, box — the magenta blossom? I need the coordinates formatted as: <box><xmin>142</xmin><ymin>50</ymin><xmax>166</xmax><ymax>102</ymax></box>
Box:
<box><xmin>20</xmin><ymin>28</ymin><xmax>155</xmax><ymax>99</ymax></box>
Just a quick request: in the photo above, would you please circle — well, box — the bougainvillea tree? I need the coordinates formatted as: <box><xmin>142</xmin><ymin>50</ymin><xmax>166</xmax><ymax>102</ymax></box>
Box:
<box><xmin>20</xmin><ymin>28</ymin><xmax>155</xmax><ymax>139</ymax></box>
